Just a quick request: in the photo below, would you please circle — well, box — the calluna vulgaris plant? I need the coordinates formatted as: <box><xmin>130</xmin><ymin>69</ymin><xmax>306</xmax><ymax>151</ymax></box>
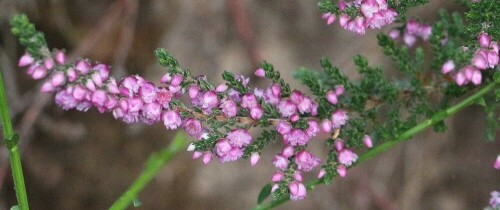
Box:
<box><xmin>1</xmin><ymin>0</ymin><xmax>499</xmax><ymax>209</ymax></box>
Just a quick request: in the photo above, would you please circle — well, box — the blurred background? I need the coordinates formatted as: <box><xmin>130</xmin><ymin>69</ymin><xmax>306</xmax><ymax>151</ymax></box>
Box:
<box><xmin>0</xmin><ymin>0</ymin><xmax>498</xmax><ymax>209</ymax></box>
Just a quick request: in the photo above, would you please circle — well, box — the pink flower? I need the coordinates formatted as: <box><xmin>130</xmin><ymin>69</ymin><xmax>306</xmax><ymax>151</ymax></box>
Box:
<box><xmin>276</xmin><ymin>121</ymin><xmax>292</xmax><ymax>135</ymax></box>
<box><xmin>226</xmin><ymin>129</ymin><xmax>252</xmax><ymax>147</ymax></box>
<box><xmin>453</xmin><ymin>71</ymin><xmax>467</xmax><ymax>86</ymax></box>
<box><xmin>94</xmin><ymin>64</ymin><xmax>110</xmax><ymax>81</ymax></box>
<box><xmin>388</xmin><ymin>29</ymin><xmax>401</xmax><ymax>39</ymax></box>
<box><xmin>192</xmin><ymin>151</ymin><xmax>203</xmax><ymax>159</ymax></box>
<box><xmin>295</xmin><ymin>150</ymin><xmax>320</xmax><ymax>172</ymax></box>
<box><xmin>487</xmin><ymin>50</ymin><xmax>499</xmax><ymax>68</ymax></box>
<box><xmin>442</xmin><ymin>60</ymin><xmax>455</xmax><ymax>74</ymax></box>
<box><xmin>272</xmin><ymin>154</ymin><xmax>290</xmax><ymax>170</ymax></box>
<box><xmin>31</xmin><ymin>66</ymin><xmax>47</xmax><ymax>80</ymax></box>
<box><xmin>338</xmin><ymin>149</ymin><xmax>358</xmax><ymax>166</ymax></box>
<box><xmin>478</xmin><ymin>32</ymin><xmax>491</xmax><ymax>48</ymax></box>
<box><xmin>272</xmin><ymin>172</ymin><xmax>284</xmax><ymax>182</ymax></box>
<box><xmin>215</xmin><ymin>84</ymin><xmax>228</xmax><ymax>93</ymax></box>
<box><xmin>306</xmin><ymin>120</ymin><xmax>320</xmax><ymax>137</ymax></box>
<box><xmin>282</xmin><ymin>145</ymin><xmax>294</xmax><ymax>158</ymax></box>
<box><xmin>360</xmin><ymin>0</ymin><xmax>379</xmax><ymax>18</ymax></box>
<box><xmin>72</xmin><ymin>85</ymin><xmax>89</xmax><ymax>101</ymax></box>
<box><xmin>472</xmin><ymin>53</ymin><xmax>488</xmax><ymax>70</ymax></box>
<box><xmin>241</xmin><ymin>93</ymin><xmax>258</xmax><ymax>109</ymax></box>
<box><xmin>334</xmin><ymin>139</ymin><xmax>345</xmax><ymax>151</ymax></box>
<box><xmin>326</xmin><ymin>90</ymin><xmax>338</xmax><ymax>105</ymax></box>
<box><xmin>250</xmin><ymin>106</ymin><xmax>263</xmax><ymax>120</ymax></box>
<box><xmin>44</xmin><ymin>58</ymin><xmax>54</xmax><ymax>69</ymax></box>
<box><xmin>55</xmin><ymin>89</ymin><xmax>78</xmax><ymax>110</ymax></box>
<box><xmin>120</xmin><ymin>76</ymin><xmax>139</xmax><ymax>97</ymax></box>
<box><xmin>489</xmin><ymin>191</ymin><xmax>500</xmax><ymax>208</ymax></box>
<box><xmin>201</xmin><ymin>91</ymin><xmax>218</xmax><ymax>110</ymax></box>
<box><xmin>170</xmin><ymin>74</ymin><xmax>183</xmax><ymax>87</ymax></box>
<box><xmin>335</xmin><ymin>85</ymin><xmax>345</xmax><ymax>96</ymax></box>
<box><xmin>155</xmin><ymin>88</ymin><xmax>172</xmax><ymax>108</ymax></box>
<box><xmin>254</xmin><ymin>68</ymin><xmax>265</xmax><ymax>77</ymax></box>
<box><xmin>162</xmin><ymin>110</ymin><xmax>182</xmax><ymax>129</ymax></box>
<box><xmin>188</xmin><ymin>85</ymin><xmax>200</xmax><ymax>99</ymax></box>
<box><xmin>141</xmin><ymin>102</ymin><xmax>162</xmax><ymax>124</ymax></box>
<box><xmin>284</xmin><ymin>129</ymin><xmax>310</xmax><ymax>146</ymax></box>
<box><xmin>317</xmin><ymin>169</ymin><xmax>326</xmax><ymax>179</ymax></box>
<box><xmin>55</xmin><ymin>51</ymin><xmax>66</xmax><ymax>64</ymax></box>
<box><xmin>220</xmin><ymin>100</ymin><xmax>238</xmax><ymax>117</ymax></box>
<box><xmin>363</xmin><ymin>135</ymin><xmax>373</xmax><ymax>148</ymax></box>
<box><xmin>75</xmin><ymin>60</ymin><xmax>91</xmax><ymax>75</ymax></box>
<box><xmin>218</xmin><ymin>147</ymin><xmax>243</xmax><ymax>163</ymax></box>
<box><xmin>337</xmin><ymin>165</ymin><xmax>347</xmax><ymax>177</ymax></box>
<box><xmin>139</xmin><ymin>82</ymin><xmax>157</xmax><ymax>103</ymax></box>
<box><xmin>202</xmin><ymin>152</ymin><xmax>213</xmax><ymax>165</ymax></box>
<box><xmin>250</xmin><ymin>153</ymin><xmax>260</xmax><ymax>166</ymax></box>
<box><xmin>293</xmin><ymin>171</ymin><xmax>303</xmax><ymax>182</ymax></box>
<box><xmin>419</xmin><ymin>24</ymin><xmax>432</xmax><ymax>41</ymax></box>
<box><xmin>66</xmin><ymin>67</ymin><xmax>78</xmax><ymax>82</ymax></box>
<box><xmin>403</xmin><ymin>33</ymin><xmax>417</xmax><ymax>47</ymax></box>
<box><xmin>91</xmin><ymin>89</ymin><xmax>108</xmax><ymax>108</ymax></box>
<box><xmin>183</xmin><ymin>118</ymin><xmax>203</xmax><ymax>137</ymax></box>
<box><xmin>277</xmin><ymin>100</ymin><xmax>296</xmax><ymax>118</ymax></box>
<box><xmin>331</xmin><ymin>110</ymin><xmax>349</xmax><ymax>129</ymax></box>
<box><xmin>321</xmin><ymin>119</ymin><xmax>332</xmax><ymax>133</ymax></box>
<box><xmin>18</xmin><ymin>53</ymin><xmax>34</xmax><ymax>67</ymax></box>
<box><xmin>290</xmin><ymin>114</ymin><xmax>300</xmax><ymax>123</ymax></box>
<box><xmin>297</xmin><ymin>96</ymin><xmax>313</xmax><ymax>114</ymax></box>
<box><xmin>51</xmin><ymin>71</ymin><xmax>65</xmax><ymax>87</ymax></box>
<box><xmin>322</xmin><ymin>13</ymin><xmax>336</xmax><ymax>25</ymax></box>
<box><xmin>160</xmin><ymin>73</ymin><xmax>171</xmax><ymax>84</ymax></box>
<box><xmin>289</xmin><ymin>182</ymin><xmax>307</xmax><ymax>201</ymax></box>
<box><xmin>40</xmin><ymin>81</ymin><xmax>54</xmax><ymax>93</ymax></box>
<box><xmin>494</xmin><ymin>155</ymin><xmax>500</xmax><ymax>170</ymax></box>
<box><xmin>290</xmin><ymin>91</ymin><xmax>303</xmax><ymax>104</ymax></box>
<box><xmin>215</xmin><ymin>139</ymin><xmax>232</xmax><ymax>156</ymax></box>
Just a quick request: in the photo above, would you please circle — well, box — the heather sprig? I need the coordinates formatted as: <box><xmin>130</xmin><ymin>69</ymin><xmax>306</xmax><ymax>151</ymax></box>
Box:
<box><xmin>5</xmin><ymin>0</ymin><xmax>500</xmax><ymax>208</ymax></box>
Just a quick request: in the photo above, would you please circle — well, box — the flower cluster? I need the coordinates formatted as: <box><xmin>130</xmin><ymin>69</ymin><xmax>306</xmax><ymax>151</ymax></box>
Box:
<box><xmin>441</xmin><ymin>32</ymin><xmax>499</xmax><ymax>86</ymax></box>
<box><xmin>388</xmin><ymin>19</ymin><xmax>432</xmax><ymax>47</ymax></box>
<box><xmin>322</xmin><ymin>0</ymin><xmax>398</xmax><ymax>35</ymax></box>
<box><xmin>17</xmin><ymin>47</ymin><xmax>376</xmax><ymax>201</ymax></box>
<box><xmin>18</xmin><ymin>52</ymin><xmax>186</xmax><ymax>128</ymax></box>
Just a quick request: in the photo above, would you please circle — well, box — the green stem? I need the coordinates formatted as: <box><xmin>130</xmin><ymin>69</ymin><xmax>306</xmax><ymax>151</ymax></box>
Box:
<box><xmin>253</xmin><ymin>82</ymin><xmax>498</xmax><ymax>210</ymax></box>
<box><xmin>109</xmin><ymin>133</ymin><xmax>188</xmax><ymax>210</ymax></box>
<box><xmin>0</xmin><ymin>67</ymin><xmax>29</xmax><ymax>210</ymax></box>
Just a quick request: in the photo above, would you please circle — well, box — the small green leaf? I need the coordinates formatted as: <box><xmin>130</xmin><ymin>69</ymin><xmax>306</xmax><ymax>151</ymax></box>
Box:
<box><xmin>10</xmin><ymin>205</ymin><xmax>19</xmax><ymax>210</ymax></box>
<box><xmin>476</xmin><ymin>97</ymin><xmax>486</xmax><ymax>107</ymax></box>
<box><xmin>257</xmin><ymin>183</ymin><xmax>273</xmax><ymax>204</ymax></box>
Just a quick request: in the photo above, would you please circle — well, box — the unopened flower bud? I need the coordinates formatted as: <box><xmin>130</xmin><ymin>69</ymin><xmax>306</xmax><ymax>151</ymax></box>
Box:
<box><xmin>318</xmin><ymin>169</ymin><xmax>326</xmax><ymax>179</ymax></box>
<box><xmin>250</xmin><ymin>153</ymin><xmax>260</xmax><ymax>166</ymax></box>
<box><xmin>363</xmin><ymin>135</ymin><xmax>373</xmax><ymax>148</ymax></box>
<box><xmin>441</xmin><ymin>60</ymin><xmax>455</xmax><ymax>74</ymax></box>
<box><xmin>18</xmin><ymin>53</ymin><xmax>34</xmax><ymax>67</ymax></box>
<box><xmin>271</xmin><ymin>172</ymin><xmax>284</xmax><ymax>182</ymax></box>
<box><xmin>187</xmin><ymin>143</ymin><xmax>196</xmax><ymax>151</ymax></box>
<box><xmin>337</xmin><ymin>165</ymin><xmax>347</xmax><ymax>177</ymax></box>
<box><xmin>202</xmin><ymin>152</ymin><xmax>212</xmax><ymax>165</ymax></box>
<box><xmin>326</xmin><ymin>90</ymin><xmax>338</xmax><ymax>105</ymax></box>
<box><xmin>478</xmin><ymin>32</ymin><xmax>491</xmax><ymax>48</ymax></box>
<box><xmin>254</xmin><ymin>68</ymin><xmax>265</xmax><ymax>77</ymax></box>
